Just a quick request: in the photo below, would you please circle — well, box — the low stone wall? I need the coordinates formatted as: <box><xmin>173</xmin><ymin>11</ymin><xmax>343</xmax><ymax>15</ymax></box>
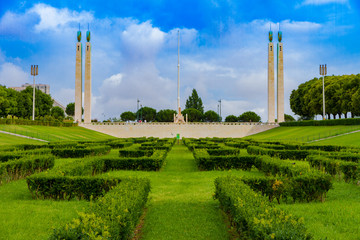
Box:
<box><xmin>80</xmin><ymin>122</ymin><xmax>279</xmax><ymax>138</ymax></box>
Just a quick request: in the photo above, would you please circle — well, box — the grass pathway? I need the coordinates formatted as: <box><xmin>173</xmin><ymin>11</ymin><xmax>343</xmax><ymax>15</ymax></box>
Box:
<box><xmin>107</xmin><ymin>144</ymin><xmax>263</xmax><ymax>239</ymax></box>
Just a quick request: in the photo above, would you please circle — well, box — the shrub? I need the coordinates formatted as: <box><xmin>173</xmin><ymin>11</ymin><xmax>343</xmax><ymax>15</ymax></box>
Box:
<box><xmin>51</xmin><ymin>145</ymin><xmax>111</xmax><ymax>158</ymax></box>
<box><xmin>50</xmin><ymin>178</ymin><xmax>150</xmax><ymax>240</ymax></box>
<box><xmin>214</xmin><ymin>176</ymin><xmax>312</xmax><ymax>239</ymax></box>
<box><xmin>0</xmin><ymin>155</ymin><xmax>55</xmax><ymax>184</ymax></box>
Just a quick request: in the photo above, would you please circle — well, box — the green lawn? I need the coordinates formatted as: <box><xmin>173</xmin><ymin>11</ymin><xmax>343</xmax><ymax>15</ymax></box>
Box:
<box><xmin>104</xmin><ymin>145</ymin><xmax>263</xmax><ymax>240</ymax></box>
<box><xmin>279</xmin><ymin>181</ymin><xmax>360</xmax><ymax>240</ymax></box>
<box><xmin>0</xmin><ymin>180</ymin><xmax>88</xmax><ymax>240</ymax></box>
<box><xmin>1</xmin><ymin>140</ymin><xmax>360</xmax><ymax>239</ymax></box>
<box><xmin>309</xmin><ymin>130</ymin><xmax>360</xmax><ymax>146</ymax></box>
<box><xmin>0</xmin><ymin>132</ymin><xmax>45</xmax><ymax>145</ymax></box>
<box><xmin>247</xmin><ymin>125</ymin><xmax>360</xmax><ymax>142</ymax></box>
<box><xmin>0</xmin><ymin>125</ymin><xmax>115</xmax><ymax>142</ymax></box>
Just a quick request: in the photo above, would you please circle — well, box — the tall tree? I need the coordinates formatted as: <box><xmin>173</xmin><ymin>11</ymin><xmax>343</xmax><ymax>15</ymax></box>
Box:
<box><xmin>238</xmin><ymin>111</ymin><xmax>261</xmax><ymax>122</ymax></box>
<box><xmin>51</xmin><ymin>106</ymin><xmax>65</xmax><ymax>120</ymax></box>
<box><xmin>156</xmin><ymin>109</ymin><xmax>177</xmax><ymax>122</ymax></box>
<box><xmin>203</xmin><ymin>110</ymin><xmax>219</xmax><ymax>122</ymax></box>
<box><xmin>185</xmin><ymin>89</ymin><xmax>204</xmax><ymax>113</ymax></box>
<box><xmin>120</xmin><ymin>111</ymin><xmax>136</xmax><ymax>121</ymax></box>
<box><xmin>136</xmin><ymin>107</ymin><xmax>156</xmax><ymax>122</ymax></box>
<box><xmin>225</xmin><ymin>115</ymin><xmax>238</xmax><ymax>122</ymax></box>
<box><xmin>66</xmin><ymin>102</ymin><xmax>83</xmax><ymax>116</ymax></box>
<box><xmin>182</xmin><ymin>108</ymin><xmax>203</xmax><ymax>122</ymax></box>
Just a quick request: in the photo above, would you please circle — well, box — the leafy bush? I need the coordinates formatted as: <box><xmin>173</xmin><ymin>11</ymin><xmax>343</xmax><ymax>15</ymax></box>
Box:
<box><xmin>247</xmin><ymin>145</ymin><xmax>310</xmax><ymax>160</ymax></box>
<box><xmin>0</xmin><ymin>118</ymin><xmax>76</xmax><ymax>127</ymax></box>
<box><xmin>51</xmin><ymin>145</ymin><xmax>111</xmax><ymax>158</ymax></box>
<box><xmin>50</xmin><ymin>178</ymin><xmax>150</xmax><ymax>240</ymax></box>
<box><xmin>214</xmin><ymin>176</ymin><xmax>312</xmax><ymax>240</ymax></box>
<box><xmin>0</xmin><ymin>155</ymin><xmax>55</xmax><ymax>184</ymax></box>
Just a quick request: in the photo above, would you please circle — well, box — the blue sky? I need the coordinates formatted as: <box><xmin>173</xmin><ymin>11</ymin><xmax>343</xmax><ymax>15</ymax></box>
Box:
<box><xmin>0</xmin><ymin>0</ymin><xmax>359</xmax><ymax>121</ymax></box>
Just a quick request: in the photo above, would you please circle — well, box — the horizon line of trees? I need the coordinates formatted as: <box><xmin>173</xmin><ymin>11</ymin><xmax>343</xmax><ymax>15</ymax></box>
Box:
<box><xmin>0</xmin><ymin>85</ymin><xmax>65</xmax><ymax>121</ymax></box>
<box><xmin>290</xmin><ymin>74</ymin><xmax>360</xmax><ymax>120</ymax></box>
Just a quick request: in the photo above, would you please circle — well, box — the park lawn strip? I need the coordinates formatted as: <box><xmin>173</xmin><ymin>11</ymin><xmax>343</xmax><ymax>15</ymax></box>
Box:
<box><xmin>104</xmin><ymin>143</ymin><xmax>265</xmax><ymax>240</ymax></box>
<box><xmin>0</xmin><ymin>179</ymin><xmax>88</xmax><ymax>240</ymax></box>
<box><xmin>278</xmin><ymin>181</ymin><xmax>360</xmax><ymax>240</ymax></box>
<box><xmin>0</xmin><ymin>132</ymin><xmax>45</xmax><ymax>145</ymax></box>
<box><xmin>308</xmin><ymin>130</ymin><xmax>360</xmax><ymax>146</ymax></box>
<box><xmin>247</xmin><ymin>126</ymin><xmax>360</xmax><ymax>142</ymax></box>
<box><xmin>0</xmin><ymin>125</ymin><xmax>115</xmax><ymax>142</ymax></box>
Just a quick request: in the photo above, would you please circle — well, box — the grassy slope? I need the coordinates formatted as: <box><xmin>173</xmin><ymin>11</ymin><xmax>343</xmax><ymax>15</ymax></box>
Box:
<box><xmin>0</xmin><ymin>125</ymin><xmax>115</xmax><ymax>142</ymax></box>
<box><xmin>279</xmin><ymin>182</ymin><xmax>360</xmax><ymax>239</ymax></box>
<box><xmin>0</xmin><ymin>180</ymin><xmax>88</xmax><ymax>240</ymax></box>
<box><xmin>106</xmin><ymin>146</ymin><xmax>263</xmax><ymax>240</ymax></box>
<box><xmin>246</xmin><ymin>125</ymin><xmax>360</xmax><ymax>142</ymax></box>
<box><xmin>309</xmin><ymin>130</ymin><xmax>360</xmax><ymax>146</ymax></box>
<box><xmin>0</xmin><ymin>132</ymin><xmax>45</xmax><ymax>145</ymax></box>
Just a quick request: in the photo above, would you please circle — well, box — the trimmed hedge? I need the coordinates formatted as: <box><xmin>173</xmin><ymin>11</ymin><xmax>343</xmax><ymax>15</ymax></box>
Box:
<box><xmin>119</xmin><ymin>149</ymin><xmax>154</xmax><ymax>158</ymax></box>
<box><xmin>0</xmin><ymin>155</ymin><xmax>55</xmax><ymax>184</ymax></box>
<box><xmin>254</xmin><ymin>155</ymin><xmax>310</xmax><ymax>177</ymax></box>
<box><xmin>51</xmin><ymin>145</ymin><xmax>111</xmax><ymax>158</ymax></box>
<box><xmin>247</xmin><ymin>145</ymin><xmax>311</xmax><ymax>160</ymax></box>
<box><xmin>280</xmin><ymin>118</ymin><xmax>360</xmax><ymax>126</ymax></box>
<box><xmin>0</xmin><ymin>118</ymin><xmax>77</xmax><ymax>127</ymax></box>
<box><xmin>307</xmin><ymin>155</ymin><xmax>359</xmax><ymax>182</ymax></box>
<box><xmin>214</xmin><ymin>176</ymin><xmax>312</xmax><ymax>240</ymax></box>
<box><xmin>27</xmin><ymin>174</ymin><xmax>123</xmax><ymax>200</ymax></box>
<box><xmin>50</xmin><ymin>178</ymin><xmax>150</xmax><ymax>240</ymax></box>
<box><xmin>206</xmin><ymin>148</ymin><xmax>240</xmax><ymax>156</ymax></box>
<box><xmin>193</xmin><ymin>149</ymin><xmax>255</xmax><ymax>170</ymax></box>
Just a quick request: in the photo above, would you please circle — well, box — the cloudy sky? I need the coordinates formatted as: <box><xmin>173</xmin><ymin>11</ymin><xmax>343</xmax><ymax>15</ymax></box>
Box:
<box><xmin>0</xmin><ymin>0</ymin><xmax>359</xmax><ymax>121</ymax></box>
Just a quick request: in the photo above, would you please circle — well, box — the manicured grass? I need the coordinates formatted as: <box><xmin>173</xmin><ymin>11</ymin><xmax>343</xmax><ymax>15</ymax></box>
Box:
<box><xmin>278</xmin><ymin>181</ymin><xmax>360</xmax><ymax>240</ymax></box>
<box><xmin>0</xmin><ymin>125</ymin><xmax>115</xmax><ymax>142</ymax></box>
<box><xmin>105</xmin><ymin>144</ymin><xmax>264</xmax><ymax>240</ymax></box>
<box><xmin>247</xmin><ymin>125</ymin><xmax>360</xmax><ymax>142</ymax></box>
<box><xmin>0</xmin><ymin>132</ymin><xmax>45</xmax><ymax>145</ymax></box>
<box><xmin>0</xmin><ymin>180</ymin><xmax>88</xmax><ymax>240</ymax></box>
<box><xmin>309</xmin><ymin>130</ymin><xmax>360</xmax><ymax>146</ymax></box>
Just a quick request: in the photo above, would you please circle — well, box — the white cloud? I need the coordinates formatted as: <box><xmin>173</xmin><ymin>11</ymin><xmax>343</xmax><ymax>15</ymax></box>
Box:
<box><xmin>29</xmin><ymin>3</ymin><xmax>93</xmax><ymax>32</ymax></box>
<box><xmin>0</xmin><ymin>62</ymin><xmax>28</xmax><ymax>87</ymax></box>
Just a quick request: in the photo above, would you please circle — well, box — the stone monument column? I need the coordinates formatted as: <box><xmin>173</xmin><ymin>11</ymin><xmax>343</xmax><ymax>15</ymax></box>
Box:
<box><xmin>84</xmin><ymin>30</ymin><xmax>91</xmax><ymax>124</ymax></box>
<box><xmin>277</xmin><ymin>31</ymin><xmax>284</xmax><ymax>123</ymax></box>
<box><xmin>75</xmin><ymin>30</ymin><xmax>82</xmax><ymax>123</ymax></box>
<box><xmin>268</xmin><ymin>30</ymin><xmax>275</xmax><ymax>123</ymax></box>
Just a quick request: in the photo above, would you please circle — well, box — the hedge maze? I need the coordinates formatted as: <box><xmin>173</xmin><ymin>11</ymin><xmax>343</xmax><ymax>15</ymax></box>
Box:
<box><xmin>0</xmin><ymin>137</ymin><xmax>175</xmax><ymax>239</ymax></box>
<box><xmin>184</xmin><ymin>137</ymin><xmax>360</xmax><ymax>239</ymax></box>
<box><xmin>1</xmin><ymin>136</ymin><xmax>359</xmax><ymax>239</ymax></box>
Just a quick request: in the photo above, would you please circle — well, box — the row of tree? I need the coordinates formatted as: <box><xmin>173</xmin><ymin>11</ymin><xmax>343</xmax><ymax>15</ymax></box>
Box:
<box><xmin>290</xmin><ymin>74</ymin><xmax>360</xmax><ymax>120</ymax></box>
<box><xmin>119</xmin><ymin>89</ymin><xmax>266</xmax><ymax>122</ymax></box>
<box><xmin>0</xmin><ymin>85</ymin><xmax>65</xmax><ymax>120</ymax></box>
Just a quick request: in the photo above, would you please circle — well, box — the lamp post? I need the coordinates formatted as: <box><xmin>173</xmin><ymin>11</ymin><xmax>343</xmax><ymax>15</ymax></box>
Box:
<box><xmin>31</xmin><ymin>65</ymin><xmax>38</xmax><ymax>121</ymax></box>
<box><xmin>218</xmin><ymin>99</ymin><xmax>222</xmax><ymax>122</ymax></box>
<box><xmin>137</xmin><ymin>99</ymin><xmax>140</xmax><ymax>122</ymax></box>
<box><xmin>140</xmin><ymin>104</ymin><xmax>143</xmax><ymax>122</ymax></box>
<box><xmin>319</xmin><ymin>64</ymin><xmax>327</xmax><ymax>120</ymax></box>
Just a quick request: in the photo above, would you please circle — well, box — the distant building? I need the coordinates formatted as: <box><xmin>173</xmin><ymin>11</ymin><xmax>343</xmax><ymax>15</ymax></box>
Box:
<box><xmin>9</xmin><ymin>83</ymin><xmax>66</xmax><ymax>113</ymax></box>
<box><xmin>9</xmin><ymin>83</ymin><xmax>50</xmax><ymax>95</ymax></box>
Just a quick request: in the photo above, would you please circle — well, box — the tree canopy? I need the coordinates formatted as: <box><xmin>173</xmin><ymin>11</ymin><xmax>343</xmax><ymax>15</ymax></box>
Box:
<box><xmin>185</xmin><ymin>89</ymin><xmax>204</xmax><ymax>113</ymax></box>
<box><xmin>290</xmin><ymin>74</ymin><xmax>360</xmax><ymax>119</ymax></box>
<box><xmin>51</xmin><ymin>106</ymin><xmax>65</xmax><ymax>120</ymax></box>
<box><xmin>238</xmin><ymin>111</ymin><xmax>261</xmax><ymax>122</ymax></box>
<box><xmin>120</xmin><ymin>111</ymin><xmax>136</xmax><ymax>121</ymax></box>
<box><xmin>156</xmin><ymin>109</ymin><xmax>177</xmax><ymax>122</ymax></box>
<box><xmin>137</xmin><ymin>107</ymin><xmax>156</xmax><ymax>122</ymax></box>
<box><xmin>203</xmin><ymin>110</ymin><xmax>219</xmax><ymax>122</ymax></box>
<box><xmin>182</xmin><ymin>108</ymin><xmax>203</xmax><ymax>122</ymax></box>
<box><xmin>225</xmin><ymin>115</ymin><xmax>238</xmax><ymax>122</ymax></box>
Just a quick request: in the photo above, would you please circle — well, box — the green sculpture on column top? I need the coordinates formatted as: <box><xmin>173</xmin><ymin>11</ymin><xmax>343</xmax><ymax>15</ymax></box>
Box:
<box><xmin>86</xmin><ymin>31</ymin><xmax>91</xmax><ymax>42</ymax></box>
<box><xmin>269</xmin><ymin>30</ymin><xmax>273</xmax><ymax>42</ymax></box>
<box><xmin>278</xmin><ymin>31</ymin><xmax>282</xmax><ymax>42</ymax></box>
<box><xmin>77</xmin><ymin>31</ymin><xmax>81</xmax><ymax>42</ymax></box>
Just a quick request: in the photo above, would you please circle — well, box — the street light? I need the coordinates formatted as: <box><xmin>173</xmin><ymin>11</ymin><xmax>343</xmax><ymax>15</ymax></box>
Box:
<box><xmin>137</xmin><ymin>99</ymin><xmax>140</xmax><ymax>122</ymax></box>
<box><xmin>319</xmin><ymin>64</ymin><xmax>327</xmax><ymax>120</ymax></box>
<box><xmin>218</xmin><ymin>99</ymin><xmax>222</xmax><ymax>122</ymax></box>
<box><xmin>31</xmin><ymin>65</ymin><xmax>38</xmax><ymax>121</ymax></box>
<box><xmin>140</xmin><ymin>104</ymin><xmax>143</xmax><ymax>122</ymax></box>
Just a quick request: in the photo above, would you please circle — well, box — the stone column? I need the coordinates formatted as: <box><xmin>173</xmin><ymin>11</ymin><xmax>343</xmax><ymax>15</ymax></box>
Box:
<box><xmin>75</xmin><ymin>39</ymin><xmax>82</xmax><ymax>123</ymax></box>
<box><xmin>84</xmin><ymin>41</ymin><xmax>91</xmax><ymax>123</ymax></box>
<box><xmin>277</xmin><ymin>42</ymin><xmax>284</xmax><ymax>123</ymax></box>
<box><xmin>268</xmin><ymin>42</ymin><xmax>275</xmax><ymax>123</ymax></box>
